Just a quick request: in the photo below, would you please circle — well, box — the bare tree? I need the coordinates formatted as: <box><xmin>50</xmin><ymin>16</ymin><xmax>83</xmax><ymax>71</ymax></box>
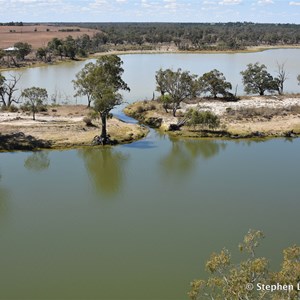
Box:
<box><xmin>275</xmin><ymin>61</ymin><xmax>288</xmax><ymax>95</ymax></box>
<box><xmin>0</xmin><ymin>74</ymin><xmax>21</xmax><ymax>108</ymax></box>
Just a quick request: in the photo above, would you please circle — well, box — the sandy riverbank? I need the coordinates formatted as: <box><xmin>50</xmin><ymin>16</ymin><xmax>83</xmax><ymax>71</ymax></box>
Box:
<box><xmin>0</xmin><ymin>105</ymin><xmax>148</xmax><ymax>151</ymax></box>
<box><xmin>124</xmin><ymin>95</ymin><xmax>300</xmax><ymax>138</ymax></box>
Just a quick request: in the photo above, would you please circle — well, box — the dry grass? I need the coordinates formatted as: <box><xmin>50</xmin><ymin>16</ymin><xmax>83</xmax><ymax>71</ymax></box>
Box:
<box><xmin>0</xmin><ymin>25</ymin><xmax>100</xmax><ymax>49</ymax></box>
<box><xmin>0</xmin><ymin>105</ymin><xmax>148</xmax><ymax>150</ymax></box>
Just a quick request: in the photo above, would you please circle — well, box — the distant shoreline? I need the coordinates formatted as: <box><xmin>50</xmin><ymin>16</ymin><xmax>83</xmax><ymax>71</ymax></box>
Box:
<box><xmin>2</xmin><ymin>45</ymin><xmax>300</xmax><ymax>72</ymax></box>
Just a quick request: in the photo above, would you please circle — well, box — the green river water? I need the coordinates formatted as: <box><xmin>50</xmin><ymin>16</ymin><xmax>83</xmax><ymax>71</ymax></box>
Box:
<box><xmin>1</xmin><ymin>50</ymin><xmax>300</xmax><ymax>299</ymax></box>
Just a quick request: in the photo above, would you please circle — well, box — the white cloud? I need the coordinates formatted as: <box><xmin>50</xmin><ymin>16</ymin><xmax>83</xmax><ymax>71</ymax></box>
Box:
<box><xmin>218</xmin><ymin>0</ymin><xmax>242</xmax><ymax>5</ymax></box>
<box><xmin>257</xmin><ymin>0</ymin><xmax>274</xmax><ymax>4</ymax></box>
<box><xmin>289</xmin><ymin>1</ymin><xmax>300</xmax><ymax>5</ymax></box>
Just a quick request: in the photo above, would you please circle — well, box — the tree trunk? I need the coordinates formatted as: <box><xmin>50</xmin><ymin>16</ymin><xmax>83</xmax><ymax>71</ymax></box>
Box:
<box><xmin>172</xmin><ymin>107</ymin><xmax>176</xmax><ymax>117</ymax></box>
<box><xmin>100</xmin><ymin>113</ymin><xmax>107</xmax><ymax>140</ymax></box>
<box><xmin>33</xmin><ymin>106</ymin><xmax>36</xmax><ymax>120</ymax></box>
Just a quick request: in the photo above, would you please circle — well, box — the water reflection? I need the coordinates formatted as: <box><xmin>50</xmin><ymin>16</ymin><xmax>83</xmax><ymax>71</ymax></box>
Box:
<box><xmin>0</xmin><ymin>173</ymin><xmax>9</xmax><ymax>218</ymax></box>
<box><xmin>78</xmin><ymin>147</ymin><xmax>128</xmax><ymax>197</ymax></box>
<box><xmin>161</xmin><ymin>138</ymin><xmax>227</xmax><ymax>175</ymax></box>
<box><xmin>24</xmin><ymin>151</ymin><xmax>50</xmax><ymax>171</ymax></box>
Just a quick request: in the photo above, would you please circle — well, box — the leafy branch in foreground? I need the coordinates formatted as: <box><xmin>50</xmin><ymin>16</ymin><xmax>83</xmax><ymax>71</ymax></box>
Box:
<box><xmin>188</xmin><ymin>230</ymin><xmax>300</xmax><ymax>300</ymax></box>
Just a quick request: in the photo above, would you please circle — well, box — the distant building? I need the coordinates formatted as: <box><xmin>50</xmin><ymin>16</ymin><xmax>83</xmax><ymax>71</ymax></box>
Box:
<box><xmin>4</xmin><ymin>47</ymin><xmax>18</xmax><ymax>52</ymax></box>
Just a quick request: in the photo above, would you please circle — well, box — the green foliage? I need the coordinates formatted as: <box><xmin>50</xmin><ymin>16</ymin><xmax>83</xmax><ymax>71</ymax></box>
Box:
<box><xmin>48</xmin><ymin>37</ymin><xmax>63</xmax><ymax>58</ymax></box>
<box><xmin>74</xmin><ymin>55</ymin><xmax>129</xmax><ymax>142</ymax></box>
<box><xmin>241</xmin><ymin>62</ymin><xmax>277</xmax><ymax>95</ymax></box>
<box><xmin>14</xmin><ymin>42</ymin><xmax>32</xmax><ymax>60</ymax></box>
<box><xmin>199</xmin><ymin>69</ymin><xmax>232</xmax><ymax>98</ymax></box>
<box><xmin>62</xmin><ymin>36</ymin><xmax>77</xmax><ymax>59</ymax></box>
<box><xmin>155</xmin><ymin>68</ymin><xmax>196</xmax><ymax>116</ymax></box>
<box><xmin>73</xmin><ymin>22</ymin><xmax>300</xmax><ymax>51</ymax></box>
<box><xmin>21</xmin><ymin>87</ymin><xmax>48</xmax><ymax>120</ymax></box>
<box><xmin>0</xmin><ymin>49</ymin><xmax>5</xmax><ymax>60</ymax></box>
<box><xmin>188</xmin><ymin>230</ymin><xmax>300</xmax><ymax>300</ymax></box>
<box><xmin>186</xmin><ymin>109</ymin><xmax>220</xmax><ymax>130</ymax></box>
<box><xmin>73</xmin><ymin>62</ymin><xmax>96</xmax><ymax>107</ymax></box>
<box><xmin>159</xmin><ymin>94</ymin><xmax>172</xmax><ymax>113</ymax></box>
<box><xmin>36</xmin><ymin>47</ymin><xmax>49</xmax><ymax>62</ymax></box>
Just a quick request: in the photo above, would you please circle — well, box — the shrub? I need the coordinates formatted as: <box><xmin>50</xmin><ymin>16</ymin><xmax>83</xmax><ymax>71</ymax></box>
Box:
<box><xmin>83</xmin><ymin>116</ymin><xmax>93</xmax><ymax>126</ymax></box>
<box><xmin>186</xmin><ymin>109</ymin><xmax>220</xmax><ymax>130</ymax></box>
<box><xmin>8</xmin><ymin>105</ymin><xmax>18</xmax><ymax>112</ymax></box>
<box><xmin>136</xmin><ymin>105</ymin><xmax>145</xmax><ymax>113</ymax></box>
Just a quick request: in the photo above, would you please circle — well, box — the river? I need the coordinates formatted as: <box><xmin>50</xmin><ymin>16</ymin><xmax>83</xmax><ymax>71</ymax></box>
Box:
<box><xmin>0</xmin><ymin>50</ymin><xmax>300</xmax><ymax>299</ymax></box>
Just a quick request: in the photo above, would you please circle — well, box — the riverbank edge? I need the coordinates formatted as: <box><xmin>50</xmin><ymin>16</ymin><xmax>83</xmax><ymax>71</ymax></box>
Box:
<box><xmin>2</xmin><ymin>45</ymin><xmax>300</xmax><ymax>72</ymax></box>
<box><xmin>123</xmin><ymin>98</ymin><xmax>300</xmax><ymax>140</ymax></box>
<box><xmin>0</xmin><ymin>105</ymin><xmax>150</xmax><ymax>152</ymax></box>
<box><xmin>0</xmin><ymin>125</ymin><xmax>149</xmax><ymax>153</ymax></box>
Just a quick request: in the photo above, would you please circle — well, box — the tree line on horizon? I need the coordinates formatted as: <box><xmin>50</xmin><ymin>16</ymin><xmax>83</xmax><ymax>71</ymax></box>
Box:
<box><xmin>2</xmin><ymin>22</ymin><xmax>300</xmax><ymax>68</ymax></box>
<box><xmin>65</xmin><ymin>22</ymin><xmax>300</xmax><ymax>51</ymax></box>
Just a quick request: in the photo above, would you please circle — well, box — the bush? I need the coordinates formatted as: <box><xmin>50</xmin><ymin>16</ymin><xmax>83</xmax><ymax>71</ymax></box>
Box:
<box><xmin>83</xmin><ymin>116</ymin><xmax>93</xmax><ymax>126</ymax></box>
<box><xmin>136</xmin><ymin>105</ymin><xmax>145</xmax><ymax>113</ymax></box>
<box><xmin>8</xmin><ymin>105</ymin><xmax>19</xmax><ymax>112</ymax></box>
<box><xmin>149</xmin><ymin>103</ymin><xmax>156</xmax><ymax>110</ymax></box>
<box><xmin>186</xmin><ymin>109</ymin><xmax>220</xmax><ymax>130</ymax></box>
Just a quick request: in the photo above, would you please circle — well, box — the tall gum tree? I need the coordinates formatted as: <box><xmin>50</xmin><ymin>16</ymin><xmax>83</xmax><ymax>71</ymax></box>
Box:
<box><xmin>75</xmin><ymin>55</ymin><xmax>129</xmax><ymax>144</ymax></box>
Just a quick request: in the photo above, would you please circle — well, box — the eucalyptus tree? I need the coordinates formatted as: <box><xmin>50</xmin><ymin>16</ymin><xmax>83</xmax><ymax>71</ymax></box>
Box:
<box><xmin>14</xmin><ymin>42</ymin><xmax>32</xmax><ymax>60</ymax></box>
<box><xmin>75</xmin><ymin>55</ymin><xmax>129</xmax><ymax>144</ymax></box>
<box><xmin>155</xmin><ymin>68</ymin><xmax>196</xmax><ymax>117</ymax></box>
<box><xmin>73</xmin><ymin>62</ymin><xmax>95</xmax><ymax>107</ymax></box>
<box><xmin>188</xmin><ymin>230</ymin><xmax>300</xmax><ymax>300</ymax></box>
<box><xmin>199</xmin><ymin>69</ymin><xmax>232</xmax><ymax>98</ymax></box>
<box><xmin>21</xmin><ymin>87</ymin><xmax>48</xmax><ymax>120</ymax></box>
<box><xmin>241</xmin><ymin>62</ymin><xmax>277</xmax><ymax>95</ymax></box>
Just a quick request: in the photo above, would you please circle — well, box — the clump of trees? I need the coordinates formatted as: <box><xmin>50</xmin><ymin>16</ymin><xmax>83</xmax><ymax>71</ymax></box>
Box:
<box><xmin>73</xmin><ymin>55</ymin><xmax>129</xmax><ymax>145</ymax></box>
<box><xmin>241</xmin><ymin>62</ymin><xmax>289</xmax><ymax>96</ymax></box>
<box><xmin>155</xmin><ymin>68</ymin><xmax>234</xmax><ymax>117</ymax></box>
<box><xmin>155</xmin><ymin>61</ymin><xmax>293</xmax><ymax>117</ymax></box>
<box><xmin>188</xmin><ymin>230</ymin><xmax>300</xmax><ymax>300</ymax></box>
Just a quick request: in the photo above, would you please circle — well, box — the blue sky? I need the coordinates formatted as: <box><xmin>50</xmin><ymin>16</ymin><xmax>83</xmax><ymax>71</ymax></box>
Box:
<box><xmin>0</xmin><ymin>0</ymin><xmax>300</xmax><ymax>24</ymax></box>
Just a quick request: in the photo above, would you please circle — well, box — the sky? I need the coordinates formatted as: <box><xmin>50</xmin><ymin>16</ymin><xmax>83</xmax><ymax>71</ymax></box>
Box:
<box><xmin>0</xmin><ymin>0</ymin><xmax>300</xmax><ymax>24</ymax></box>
